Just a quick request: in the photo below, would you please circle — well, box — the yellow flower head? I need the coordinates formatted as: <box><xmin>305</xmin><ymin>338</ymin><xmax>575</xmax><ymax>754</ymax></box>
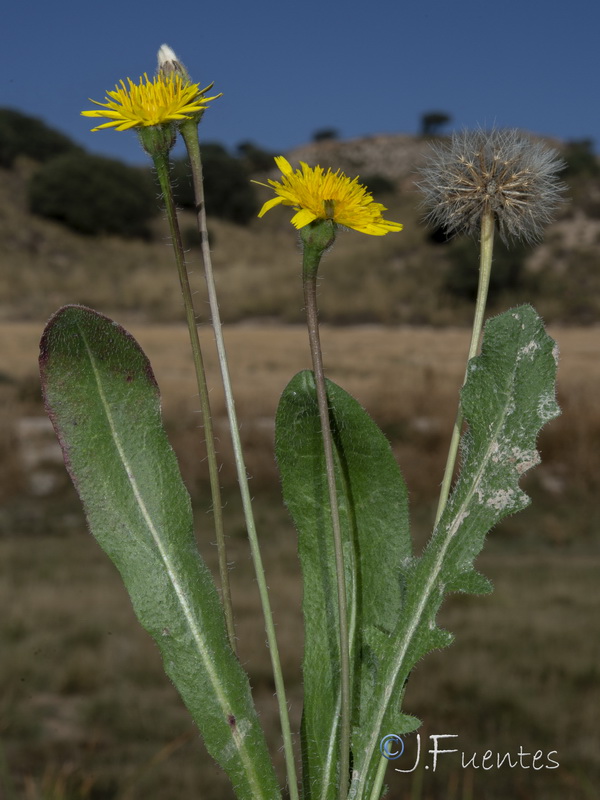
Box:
<box><xmin>257</xmin><ymin>156</ymin><xmax>403</xmax><ymax>236</ymax></box>
<box><xmin>81</xmin><ymin>73</ymin><xmax>221</xmax><ymax>132</ymax></box>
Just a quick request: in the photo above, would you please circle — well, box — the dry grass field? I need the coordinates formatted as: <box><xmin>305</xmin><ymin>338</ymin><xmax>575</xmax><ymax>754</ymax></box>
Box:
<box><xmin>2</xmin><ymin>319</ymin><xmax>599</xmax><ymax>515</ymax></box>
<box><xmin>1</xmin><ymin>320</ymin><xmax>599</xmax><ymax>800</ymax></box>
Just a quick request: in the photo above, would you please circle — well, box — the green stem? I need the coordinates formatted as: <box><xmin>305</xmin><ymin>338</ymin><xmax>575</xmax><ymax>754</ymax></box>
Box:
<box><xmin>368</xmin><ymin>756</ymin><xmax>388</xmax><ymax>800</ymax></box>
<box><xmin>303</xmin><ymin>256</ymin><xmax>351</xmax><ymax>800</ymax></box>
<box><xmin>180</xmin><ymin>122</ymin><xmax>299</xmax><ymax>800</ymax></box>
<box><xmin>433</xmin><ymin>209</ymin><xmax>495</xmax><ymax>526</ymax></box>
<box><xmin>152</xmin><ymin>151</ymin><xmax>236</xmax><ymax>652</ymax></box>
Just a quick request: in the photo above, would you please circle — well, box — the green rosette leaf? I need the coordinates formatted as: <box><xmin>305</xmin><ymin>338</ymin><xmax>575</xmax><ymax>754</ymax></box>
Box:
<box><xmin>276</xmin><ymin>370</ymin><xmax>411</xmax><ymax>799</ymax></box>
<box><xmin>39</xmin><ymin>305</ymin><xmax>280</xmax><ymax>800</ymax></box>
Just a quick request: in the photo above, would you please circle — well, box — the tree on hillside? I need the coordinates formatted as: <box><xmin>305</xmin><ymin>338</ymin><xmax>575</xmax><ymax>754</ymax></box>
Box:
<box><xmin>312</xmin><ymin>127</ymin><xmax>339</xmax><ymax>142</ymax></box>
<box><xmin>420</xmin><ymin>111</ymin><xmax>452</xmax><ymax>137</ymax></box>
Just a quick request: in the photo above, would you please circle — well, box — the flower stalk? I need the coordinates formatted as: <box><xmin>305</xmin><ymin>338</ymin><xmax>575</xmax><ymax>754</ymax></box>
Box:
<box><xmin>257</xmin><ymin>155</ymin><xmax>402</xmax><ymax>798</ymax></box>
<box><xmin>82</xmin><ymin>64</ymin><xmax>234</xmax><ymax>646</ymax></box>
<box><xmin>179</xmin><ymin>121</ymin><xmax>299</xmax><ymax>800</ymax></box>
<box><xmin>151</xmin><ymin>149</ymin><xmax>236</xmax><ymax>650</ymax></box>
<box><xmin>434</xmin><ymin>208</ymin><xmax>495</xmax><ymax>524</ymax></box>
<box><xmin>301</xmin><ymin>220</ymin><xmax>352</xmax><ymax>799</ymax></box>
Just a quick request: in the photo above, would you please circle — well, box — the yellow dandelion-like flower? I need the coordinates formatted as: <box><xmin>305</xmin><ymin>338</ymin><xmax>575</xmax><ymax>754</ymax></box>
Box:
<box><xmin>81</xmin><ymin>73</ymin><xmax>221</xmax><ymax>132</ymax></box>
<box><xmin>257</xmin><ymin>156</ymin><xmax>403</xmax><ymax>236</ymax></box>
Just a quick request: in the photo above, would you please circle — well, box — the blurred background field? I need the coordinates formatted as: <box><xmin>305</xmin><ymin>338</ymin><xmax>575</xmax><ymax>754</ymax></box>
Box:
<box><xmin>1</xmin><ymin>114</ymin><xmax>599</xmax><ymax>799</ymax></box>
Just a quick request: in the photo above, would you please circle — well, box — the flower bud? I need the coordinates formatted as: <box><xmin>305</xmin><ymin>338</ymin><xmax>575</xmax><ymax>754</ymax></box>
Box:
<box><xmin>157</xmin><ymin>43</ymin><xmax>190</xmax><ymax>82</ymax></box>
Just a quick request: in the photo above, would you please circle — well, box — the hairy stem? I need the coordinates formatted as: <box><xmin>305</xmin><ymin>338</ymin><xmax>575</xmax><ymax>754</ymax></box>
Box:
<box><xmin>434</xmin><ymin>209</ymin><xmax>495</xmax><ymax>525</ymax></box>
<box><xmin>152</xmin><ymin>152</ymin><xmax>236</xmax><ymax>651</ymax></box>
<box><xmin>180</xmin><ymin>122</ymin><xmax>299</xmax><ymax>800</ymax></box>
<box><xmin>368</xmin><ymin>754</ymin><xmax>389</xmax><ymax>800</ymax></box>
<box><xmin>303</xmin><ymin>262</ymin><xmax>351</xmax><ymax>800</ymax></box>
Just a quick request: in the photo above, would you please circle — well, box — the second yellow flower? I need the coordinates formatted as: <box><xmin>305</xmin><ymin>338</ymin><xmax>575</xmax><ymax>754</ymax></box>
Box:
<box><xmin>257</xmin><ymin>156</ymin><xmax>403</xmax><ymax>236</ymax></box>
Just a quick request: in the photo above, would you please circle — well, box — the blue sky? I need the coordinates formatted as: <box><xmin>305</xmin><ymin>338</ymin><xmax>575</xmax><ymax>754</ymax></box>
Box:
<box><xmin>3</xmin><ymin>0</ymin><xmax>599</xmax><ymax>165</ymax></box>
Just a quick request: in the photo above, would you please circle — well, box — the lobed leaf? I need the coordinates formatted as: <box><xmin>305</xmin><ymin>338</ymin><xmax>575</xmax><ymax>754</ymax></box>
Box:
<box><xmin>348</xmin><ymin>305</ymin><xmax>560</xmax><ymax>799</ymax></box>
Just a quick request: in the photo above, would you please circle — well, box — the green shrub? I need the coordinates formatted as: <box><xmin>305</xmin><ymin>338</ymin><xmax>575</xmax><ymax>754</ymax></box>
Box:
<box><xmin>561</xmin><ymin>140</ymin><xmax>600</xmax><ymax>219</ymax></box>
<box><xmin>29</xmin><ymin>153</ymin><xmax>157</xmax><ymax>237</ymax></box>
<box><xmin>236</xmin><ymin>141</ymin><xmax>277</xmax><ymax>172</ymax></box>
<box><xmin>171</xmin><ymin>143</ymin><xmax>258</xmax><ymax>225</ymax></box>
<box><xmin>562</xmin><ymin>139</ymin><xmax>599</xmax><ymax>178</ymax></box>
<box><xmin>0</xmin><ymin>108</ymin><xmax>81</xmax><ymax>168</ymax></box>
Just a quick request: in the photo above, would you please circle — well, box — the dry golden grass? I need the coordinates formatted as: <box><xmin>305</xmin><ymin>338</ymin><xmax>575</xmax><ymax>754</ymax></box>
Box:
<box><xmin>2</xmin><ymin>319</ymin><xmax>599</xmax><ymax>507</ymax></box>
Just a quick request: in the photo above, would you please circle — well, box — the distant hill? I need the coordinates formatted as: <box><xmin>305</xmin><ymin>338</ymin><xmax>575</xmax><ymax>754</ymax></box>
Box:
<box><xmin>1</xmin><ymin>117</ymin><xmax>599</xmax><ymax>326</ymax></box>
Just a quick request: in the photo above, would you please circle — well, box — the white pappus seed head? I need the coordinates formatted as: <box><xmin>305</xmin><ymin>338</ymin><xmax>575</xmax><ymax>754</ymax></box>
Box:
<box><xmin>417</xmin><ymin>128</ymin><xmax>567</xmax><ymax>244</ymax></box>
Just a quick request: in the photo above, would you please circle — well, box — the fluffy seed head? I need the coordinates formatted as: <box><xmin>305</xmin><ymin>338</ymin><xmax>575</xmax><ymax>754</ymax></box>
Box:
<box><xmin>417</xmin><ymin>129</ymin><xmax>566</xmax><ymax>244</ymax></box>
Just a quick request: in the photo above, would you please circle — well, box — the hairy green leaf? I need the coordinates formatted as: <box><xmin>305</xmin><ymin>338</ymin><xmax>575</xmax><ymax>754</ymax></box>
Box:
<box><xmin>276</xmin><ymin>370</ymin><xmax>410</xmax><ymax>799</ymax></box>
<box><xmin>39</xmin><ymin>306</ymin><xmax>280</xmax><ymax>800</ymax></box>
<box><xmin>349</xmin><ymin>306</ymin><xmax>560</xmax><ymax>800</ymax></box>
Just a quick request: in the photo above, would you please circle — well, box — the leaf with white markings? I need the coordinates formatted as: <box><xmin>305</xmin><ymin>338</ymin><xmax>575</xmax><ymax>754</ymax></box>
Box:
<box><xmin>349</xmin><ymin>305</ymin><xmax>560</xmax><ymax>800</ymax></box>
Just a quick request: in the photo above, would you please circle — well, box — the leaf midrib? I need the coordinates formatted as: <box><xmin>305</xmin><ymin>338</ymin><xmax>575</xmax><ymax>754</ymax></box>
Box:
<box><xmin>78</xmin><ymin>323</ymin><xmax>266</xmax><ymax>797</ymax></box>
